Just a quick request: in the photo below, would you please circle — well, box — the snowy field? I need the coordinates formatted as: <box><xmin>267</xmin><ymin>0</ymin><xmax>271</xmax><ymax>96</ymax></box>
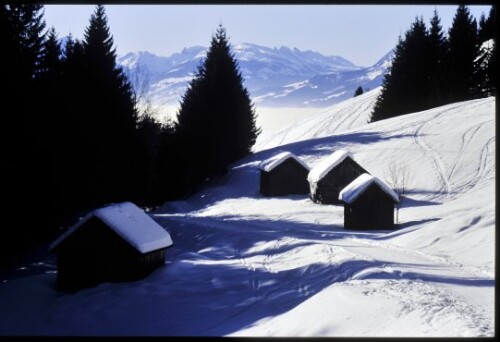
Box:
<box><xmin>0</xmin><ymin>91</ymin><xmax>494</xmax><ymax>337</ymax></box>
<box><xmin>141</xmin><ymin>102</ymin><xmax>323</xmax><ymax>143</ymax></box>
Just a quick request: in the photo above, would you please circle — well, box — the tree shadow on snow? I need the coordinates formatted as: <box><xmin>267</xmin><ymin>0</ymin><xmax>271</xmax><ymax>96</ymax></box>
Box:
<box><xmin>146</xmin><ymin>213</ymin><xmax>494</xmax><ymax>336</ymax></box>
<box><xmin>258</xmin><ymin>131</ymin><xmax>416</xmax><ymax>158</ymax></box>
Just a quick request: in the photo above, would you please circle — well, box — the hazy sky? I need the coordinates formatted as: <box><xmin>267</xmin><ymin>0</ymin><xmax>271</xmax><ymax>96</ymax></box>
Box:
<box><xmin>44</xmin><ymin>4</ymin><xmax>492</xmax><ymax>67</ymax></box>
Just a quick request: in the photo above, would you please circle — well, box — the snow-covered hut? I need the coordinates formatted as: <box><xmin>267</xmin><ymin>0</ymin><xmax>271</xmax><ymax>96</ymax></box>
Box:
<box><xmin>259</xmin><ymin>151</ymin><xmax>310</xmax><ymax>196</ymax></box>
<box><xmin>339</xmin><ymin>173</ymin><xmax>399</xmax><ymax>230</ymax></box>
<box><xmin>49</xmin><ymin>202</ymin><xmax>173</xmax><ymax>291</ymax></box>
<box><xmin>307</xmin><ymin>150</ymin><xmax>368</xmax><ymax>204</ymax></box>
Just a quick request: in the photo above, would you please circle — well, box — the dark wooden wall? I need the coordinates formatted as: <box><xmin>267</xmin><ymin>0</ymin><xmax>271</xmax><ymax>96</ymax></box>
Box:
<box><xmin>312</xmin><ymin>157</ymin><xmax>368</xmax><ymax>204</ymax></box>
<box><xmin>344</xmin><ymin>183</ymin><xmax>395</xmax><ymax>230</ymax></box>
<box><xmin>55</xmin><ymin>217</ymin><xmax>166</xmax><ymax>291</ymax></box>
<box><xmin>260</xmin><ymin>158</ymin><xmax>309</xmax><ymax>196</ymax></box>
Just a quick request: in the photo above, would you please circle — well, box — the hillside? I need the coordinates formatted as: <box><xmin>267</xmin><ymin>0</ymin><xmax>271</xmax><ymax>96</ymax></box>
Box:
<box><xmin>0</xmin><ymin>95</ymin><xmax>494</xmax><ymax>337</ymax></box>
<box><xmin>255</xmin><ymin>86</ymin><xmax>382</xmax><ymax>149</ymax></box>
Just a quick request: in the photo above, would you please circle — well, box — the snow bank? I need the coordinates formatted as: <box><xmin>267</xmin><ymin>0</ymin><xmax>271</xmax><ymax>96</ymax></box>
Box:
<box><xmin>50</xmin><ymin>202</ymin><xmax>173</xmax><ymax>254</ymax></box>
<box><xmin>339</xmin><ymin>173</ymin><xmax>399</xmax><ymax>204</ymax></box>
<box><xmin>259</xmin><ymin>151</ymin><xmax>310</xmax><ymax>172</ymax></box>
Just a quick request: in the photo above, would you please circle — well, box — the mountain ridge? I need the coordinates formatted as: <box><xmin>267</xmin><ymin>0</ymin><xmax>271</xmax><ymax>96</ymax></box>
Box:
<box><xmin>117</xmin><ymin>43</ymin><xmax>393</xmax><ymax>108</ymax></box>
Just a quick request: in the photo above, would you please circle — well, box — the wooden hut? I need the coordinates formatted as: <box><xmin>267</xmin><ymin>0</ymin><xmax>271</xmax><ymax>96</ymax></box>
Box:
<box><xmin>307</xmin><ymin>150</ymin><xmax>368</xmax><ymax>204</ymax></box>
<box><xmin>339</xmin><ymin>173</ymin><xmax>399</xmax><ymax>230</ymax></box>
<box><xmin>259</xmin><ymin>151</ymin><xmax>310</xmax><ymax>196</ymax></box>
<box><xmin>49</xmin><ymin>202</ymin><xmax>173</xmax><ymax>291</ymax></box>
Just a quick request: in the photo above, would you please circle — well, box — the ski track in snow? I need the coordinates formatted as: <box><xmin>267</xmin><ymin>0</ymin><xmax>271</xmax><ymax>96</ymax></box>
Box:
<box><xmin>156</xmin><ymin>210</ymin><xmax>493</xmax><ymax>336</ymax></box>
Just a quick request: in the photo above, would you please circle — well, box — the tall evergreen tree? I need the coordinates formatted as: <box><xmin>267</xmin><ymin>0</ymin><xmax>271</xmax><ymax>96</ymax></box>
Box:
<box><xmin>370</xmin><ymin>17</ymin><xmax>429</xmax><ymax>122</ymax></box>
<box><xmin>4</xmin><ymin>4</ymin><xmax>46</xmax><ymax>80</ymax></box>
<box><xmin>37</xmin><ymin>26</ymin><xmax>66</xmax><ymax>228</ymax></box>
<box><xmin>1</xmin><ymin>4</ymin><xmax>51</xmax><ymax>262</ymax></box>
<box><xmin>426</xmin><ymin>9</ymin><xmax>447</xmax><ymax>108</ymax></box>
<box><xmin>445</xmin><ymin>5</ymin><xmax>480</xmax><ymax>101</ymax></box>
<box><xmin>175</xmin><ymin>25</ymin><xmax>260</xmax><ymax>194</ymax></box>
<box><xmin>77</xmin><ymin>4</ymin><xmax>140</xmax><ymax>207</ymax></box>
<box><xmin>475</xmin><ymin>7</ymin><xmax>495</xmax><ymax>97</ymax></box>
<box><xmin>478</xmin><ymin>7</ymin><xmax>494</xmax><ymax>43</ymax></box>
<box><xmin>354</xmin><ymin>86</ymin><xmax>364</xmax><ymax>97</ymax></box>
<box><xmin>39</xmin><ymin>27</ymin><xmax>62</xmax><ymax>76</ymax></box>
<box><xmin>51</xmin><ymin>5</ymin><xmax>143</xmax><ymax>222</ymax></box>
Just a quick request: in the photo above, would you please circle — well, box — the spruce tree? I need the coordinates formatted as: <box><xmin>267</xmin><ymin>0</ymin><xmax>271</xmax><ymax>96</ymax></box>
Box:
<box><xmin>354</xmin><ymin>86</ymin><xmax>364</xmax><ymax>97</ymax></box>
<box><xmin>445</xmin><ymin>5</ymin><xmax>480</xmax><ymax>101</ymax></box>
<box><xmin>475</xmin><ymin>7</ymin><xmax>495</xmax><ymax>97</ymax></box>
<box><xmin>1</xmin><ymin>4</ymin><xmax>52</xmax><ymax>259</ymax></box>
<box><xmin>79</xmin><ymin>4</ymin><xmax>141</xmax><ymax>207</ymax></box>
<box><xmin>51</xmin><ymin>5</ymin><xmax>142</xmax><ymax>218</ymax></box>
<box><xmin>175</xmin><ymin>25</ymin><xmax>260</xmax><ymax>194</ymax></box>
<box><xmin>39</xmin><ymin>27</ymin><xmax>62</xmax><ymax>76</ymax></box>
<box><xmin>426</xmin><ymin>9</ymin><xmax>447</xmax><ymax>108</ymax></box>
<box><xmin>4</xmin><ymin>4</ymin><xmax>46</xmax><ymax>80</ymax></box>
<box><xmin>56</xmin><ymin>36</ymin><xmax>89</xmax><ymax>223</ymax></box>
<box><xmin>478</xmin><ymin>7</ymin><xmax>494</xmax><ymax>43</ymax></box>
<box><xmin>371</xmin><ymin>17</ymin><xmax>429</xmax><ymax>122</ymax></box>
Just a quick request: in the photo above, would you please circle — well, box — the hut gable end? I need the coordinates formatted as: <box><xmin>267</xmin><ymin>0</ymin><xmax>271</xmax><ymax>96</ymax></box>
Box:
<box><xmin>49</xmin><ymin>202</ymin><xmax>173</xmax><ymax>291</ymax></box>
<box><xmin>339</xmin><ymin>173</ymin><xmax>399</xmax><ymax>204</ymax></box>
<box><xmin>260</xmin><ymin>152</ymin><xmax>310</xmax><ymax>196</ymax></box>
<box><xmin>308</xmin><ymin>151</ymin><xmax>369</xmax><ymax>204</ymax></box>
<box><xmin>50</xmin><ymin>202</ymin><xmax>173</xmax><ymax>254</ymax></box>
<box><xmin>341</xmin><ymin>174</ymin><xmax>398</xmax><ymax>230</ymax></box>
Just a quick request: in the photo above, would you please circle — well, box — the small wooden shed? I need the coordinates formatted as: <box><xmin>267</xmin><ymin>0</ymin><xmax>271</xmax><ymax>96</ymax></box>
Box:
<box><xmin>49</xmin><ymin>202</ymin><xmax>173</xmax><ymax>291</ymax></box>
<box><xmin>339</xmin><ymin>173</ymin><xmax>399</xmax><ymax>230</ymax></box>
<box><xmin>307</xmin><ymin>150</ymin><xmax>368</xmax><ymax>204</ymax></box>
<box><xmin>259</xmin><ymin>151</ymin><xmax>310</xmax><ymax>196</ymax></box>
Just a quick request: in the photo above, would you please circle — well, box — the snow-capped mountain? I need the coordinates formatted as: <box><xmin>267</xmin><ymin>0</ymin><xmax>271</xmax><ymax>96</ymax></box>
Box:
<box><xmin>118</xmin><ymin>43</ymin><xmax>392</xmax><ymax>108</ymax></box>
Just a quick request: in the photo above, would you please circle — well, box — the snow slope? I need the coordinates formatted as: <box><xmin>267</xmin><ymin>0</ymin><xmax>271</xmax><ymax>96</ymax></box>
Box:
<box><xmin>255</xmin><ymin>86</ymin><xmax>381</xmax><ymax>149</ymax></box>
<box><xmin>0</xmin><ymin>95</ymin><xmax>494</xmax><ymax>337</ymax></box>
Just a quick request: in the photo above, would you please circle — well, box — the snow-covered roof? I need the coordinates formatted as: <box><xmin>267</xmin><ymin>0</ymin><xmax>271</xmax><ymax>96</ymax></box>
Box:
<box><xmin>50</xmin><ymin>202</ymin><xmax>173</xmax><ymax>254</ymax></box>
<box><xmin>339</xmin><ymin>173</ymin><xmax>399</xmax><ymax>204</ymax></box>
<box><xmin>259</xmin><ymin>151</ymin><xmax>310</xmax><ymax>172</ymax></box>
<box><xmin>307</xmin><ymin>150</ymin><xmax>353</xmax><ymax>183</ymax></box>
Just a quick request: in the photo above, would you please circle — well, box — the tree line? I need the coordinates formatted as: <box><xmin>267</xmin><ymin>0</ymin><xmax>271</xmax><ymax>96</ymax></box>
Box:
<box><xmin>1</xmin><ymin>4</ymin><xmax>259</xmax><ymax>264</ymax></box>
<box><xmin>370</xmin><ymin>5</ymin><xmax>495</xmax><ymax>122</ymax></box>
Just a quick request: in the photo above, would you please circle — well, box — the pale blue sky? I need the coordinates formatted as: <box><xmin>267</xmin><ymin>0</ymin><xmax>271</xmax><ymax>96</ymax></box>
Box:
<box><xmin>44</xmin><ymin>4</ymin><xmax>492</xmax><ymax>67</ymax></box>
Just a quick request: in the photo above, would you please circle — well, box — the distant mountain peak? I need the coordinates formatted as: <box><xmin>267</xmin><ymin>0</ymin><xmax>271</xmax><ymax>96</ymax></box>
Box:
<box><xmin>118</xmin><ymin>43</ymin><xmax>392</xmax><ymax>108</ymax></box>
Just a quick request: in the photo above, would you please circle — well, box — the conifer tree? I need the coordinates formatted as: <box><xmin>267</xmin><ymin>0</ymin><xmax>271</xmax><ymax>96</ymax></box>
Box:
<box><xmin>4</xmin><ymin>4</ymin><xmax>46</xmax><ymax>80</ymax></box>
<box><xmin>478</xmin><ymin>7</ymin><xmax>494</xmax><ymax>43</ymax></box>
<box><xmin>39</xmin><ymin>27</ymin><xmax>62</xmax><ymax>76</ymax></box>
<box><xmin>475</xmin><ymin>7</ymin><xmax>495</xmax><ymax>97</ymax></box>
<box><xmin>354</xmin><ymin>86</ymin><xmax>364</xmax><ymax>97</ymax></box>
<box><xmin>426</xmin><ymin>9</ymin><xmax>447</xmax><ymax>107</ymax></box>
<box><xmin>370</xmin><ymin>17</ymin><xmax>429</xmax><ymax>122</ymax></box>
<box><xmin>445</xmin><ymin>5</ymin><xmax>480</xmax><ymax>101</ymax></box>
<box><xmin>52</xmin><ymin>5</ymin><xmax>143</xmax><ymax>216</ymax></box>
<box><xmin>79</xmin><ymin>4</ymin><xmax>140</xmax><ymax>206</ymax></box>
<box><xmin>37</xmin><ymin>27</ymin><xmax>68</xmax><ymax>227</ymax></box>
<box><xmin>175</xmin><ymin>25</ymin><xmax>260</xmax><ymax>194</ymax></box>
<box><xmin>1</xmin><ymin>4</ymin><xmax>52</xmax><ymax>258</ymax></box>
